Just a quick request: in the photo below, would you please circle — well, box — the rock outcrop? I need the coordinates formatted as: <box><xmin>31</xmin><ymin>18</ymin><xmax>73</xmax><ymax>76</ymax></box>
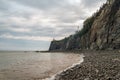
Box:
<box><xmin>49</xmin><ymin>0</ymin><xmax>120</xmax><ymax>51</ymax></box>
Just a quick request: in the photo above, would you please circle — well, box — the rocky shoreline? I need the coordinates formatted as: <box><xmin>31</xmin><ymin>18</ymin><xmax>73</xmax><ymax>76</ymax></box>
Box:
<box><xmin>53</xmin><ymin>50</ymin><xmax>120</xmax><ymax>80</ymax></box>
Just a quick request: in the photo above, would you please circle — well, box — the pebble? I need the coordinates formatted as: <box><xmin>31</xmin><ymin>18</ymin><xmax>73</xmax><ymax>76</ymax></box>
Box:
<box><xmin>53</xmin><ymin>51</ymin><xmax>120</xmax><ymax>80</ymax></box>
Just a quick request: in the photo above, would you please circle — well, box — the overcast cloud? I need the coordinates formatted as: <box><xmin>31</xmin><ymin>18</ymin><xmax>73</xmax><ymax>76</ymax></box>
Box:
<box><xmin>0</xmin><ymin>0</ymin><xmax>106</xmax><ymax>50</ymax></box>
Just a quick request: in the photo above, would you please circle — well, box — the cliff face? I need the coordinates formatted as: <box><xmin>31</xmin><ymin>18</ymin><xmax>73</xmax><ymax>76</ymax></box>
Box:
<box><xmin>49</xmin><ymin>0</ymin><xmax>120</xmax><ymax>51</ymax></box>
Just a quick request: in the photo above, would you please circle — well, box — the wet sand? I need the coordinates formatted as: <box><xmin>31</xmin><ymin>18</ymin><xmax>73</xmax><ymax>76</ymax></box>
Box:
<box><xmin>0</xmin><ymin>52</ymin><xmax>83</xmax><ymax>80</ymax></box>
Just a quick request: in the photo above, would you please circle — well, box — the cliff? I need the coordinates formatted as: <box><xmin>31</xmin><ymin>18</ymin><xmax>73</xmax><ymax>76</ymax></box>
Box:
<box><xmin>49</xmin><ymin>0</ymin><xmax>120</xmax><ymax>51</ymax></box>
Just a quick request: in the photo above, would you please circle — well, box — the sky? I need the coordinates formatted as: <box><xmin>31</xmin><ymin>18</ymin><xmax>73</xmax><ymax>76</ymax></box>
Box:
<box><xmin>0</xmin><ymin>0</ymin><xmax>106</xmax><ymax>51</ymax></box>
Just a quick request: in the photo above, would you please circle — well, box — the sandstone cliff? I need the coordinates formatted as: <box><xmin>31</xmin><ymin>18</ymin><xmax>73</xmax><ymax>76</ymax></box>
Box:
<box><xmin>49</xmin><ymin>0</ymin><xmax>120</xmax><ymax>51</ymax></box>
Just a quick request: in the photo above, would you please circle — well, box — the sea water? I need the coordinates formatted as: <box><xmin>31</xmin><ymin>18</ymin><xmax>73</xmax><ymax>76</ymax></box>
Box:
<box><xmin>0</xmin><ymin>51</ymin><xmax>83</xmax><ymax>80</ymax></box>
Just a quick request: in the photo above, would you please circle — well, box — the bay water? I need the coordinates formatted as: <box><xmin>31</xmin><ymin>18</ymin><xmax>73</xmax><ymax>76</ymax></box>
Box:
<box><xmin>0</xmin><ymin>51</ymin><xmax>83</xmax><ymax>80</ymax></box>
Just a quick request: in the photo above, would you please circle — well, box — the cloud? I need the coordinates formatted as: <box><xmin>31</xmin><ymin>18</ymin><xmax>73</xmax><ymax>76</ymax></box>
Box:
<box><xmin>0</xmin><ymin>0</ymin><xmax>11</xmax><ymax>12</ymax></box>
<box><xmin>0</xmin><ymin>33</ymin><xmax>51</xmax><ymax>41</ymax></box>
<box><xmin>11</xmin><ymin>0</ymin><xmax>68</xmax><ymax>10</ymax></box>
<box><xmin>81</xmin><ymin>0</ymin><xmax>106</xmax><ymax>9</ymax></box>
<box><xmin>9</xmin><ymin>27</ymin><xmax>31</xmax><ymax>32</ymax></box>
<box><xmin>0</xmin><ymin>0</ymin><xmax>107</xmax><ymax>50</ymax></box>
<box><xmin>0</xmin><ymin>38</ymin><xmax>50</xmax><ymax>51</ymax></box>
<box><xmin>0</xmin><ymin>33</ymin><xmax>64</xmax><ymax>41</ymax></box>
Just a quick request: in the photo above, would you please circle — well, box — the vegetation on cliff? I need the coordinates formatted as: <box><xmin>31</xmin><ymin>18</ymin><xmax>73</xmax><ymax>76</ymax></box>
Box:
<box><xmin>49</xmin><ymin>0</ymin><xmax>120</xmax><ymax>51</ymax></box>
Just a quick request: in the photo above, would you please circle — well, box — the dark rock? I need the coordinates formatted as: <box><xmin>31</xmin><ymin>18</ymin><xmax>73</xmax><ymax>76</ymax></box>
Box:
<box><xmin>49</xmin><ymin>0</ymin><xmax>120</xmax><ymax>51</ymax></box>
<box><xmin>53</xmin><ymin>51</ymin><xmax>120</xmax><ymax>80</ymax></box>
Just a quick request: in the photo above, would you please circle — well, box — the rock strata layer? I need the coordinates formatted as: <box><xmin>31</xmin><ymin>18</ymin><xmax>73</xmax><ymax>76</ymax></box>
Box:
<box><xmin>49</xmin><ymin>0</ymin><xmax>120</xmax><ymax>51</ymax></box>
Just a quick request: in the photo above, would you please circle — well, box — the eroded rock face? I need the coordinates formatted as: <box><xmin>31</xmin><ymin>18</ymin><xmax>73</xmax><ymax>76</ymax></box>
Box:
<box><xmin>49</xmin><ymin>0</ymin><xmax>120</xmax><ymax>51</ymax></box>
<box><xmin>89</xmin><ymin>0</ymin><xmax>120</xmax><ymax>50</ymax></box>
